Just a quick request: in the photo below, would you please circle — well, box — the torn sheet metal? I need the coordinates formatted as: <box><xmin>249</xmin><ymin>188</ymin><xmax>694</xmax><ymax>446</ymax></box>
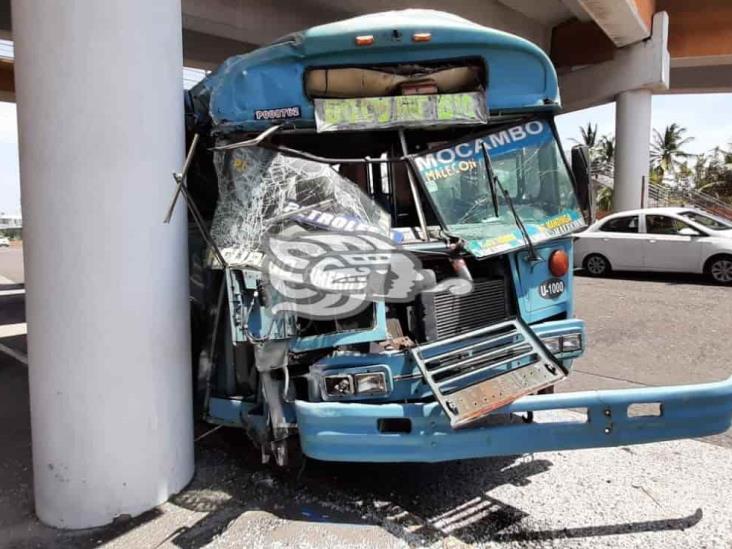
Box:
<box><xmin>210</xmin><ymin>145</ymin><xmax>391</xmax><ymax>267</ymax></box>
<box><xmin>305</xmin><ymin>66</ymin><xmax>482</xmax><ymax>98</ymax></box>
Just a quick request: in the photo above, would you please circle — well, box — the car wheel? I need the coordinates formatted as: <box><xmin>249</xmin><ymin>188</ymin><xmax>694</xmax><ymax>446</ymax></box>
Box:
<box><xmin>709</xmin><ymin>256</ymin><xmax>732</xmax><ymax>285</ymax></box>
<box><xmin>583</xmin><ymin>254</ymin><xmax>610</xmax><ymax>277</ymax></box>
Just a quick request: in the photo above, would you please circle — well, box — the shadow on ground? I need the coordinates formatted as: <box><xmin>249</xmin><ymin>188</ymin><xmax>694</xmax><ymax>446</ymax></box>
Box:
<box><xmin>152</xmin><ymin>428</ymin><xmax>702</xmax><ymax>548</ymax></box>
<box><xmin>2</xmin><ymin>419</ymin><xmax>704</xmax><ymax>548</ymax></box>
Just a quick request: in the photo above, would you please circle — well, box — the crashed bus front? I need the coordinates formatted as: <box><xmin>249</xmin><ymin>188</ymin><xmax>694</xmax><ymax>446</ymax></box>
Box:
<box><xmin>182</xmin><ymin>10</ymin><xmax>732</xmax><ymax>466</ymax></box>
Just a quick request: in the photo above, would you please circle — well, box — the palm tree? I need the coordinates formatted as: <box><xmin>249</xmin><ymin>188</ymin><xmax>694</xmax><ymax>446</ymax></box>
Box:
<box><xmin>572</xmin><ymin>123</ymin><xmax>599</xmax><ymax>148</ymax></box>
<box><xmin>596</xmin><ymin>185</ymin><xmax>613</xmax><ymax>212</ymax></box>
<box><xmin>695</xmin><ymin>145</ymin><xmax>732</xmax><ymax>198</ymax></box>
<box><xmin>595</xmin><ymin>134</ymin><xmax>615</xmax><ymax>177</ymax></box>
<box><xmin>650</xmin><ymin>123</ymin><xmax>694</xmax><ymax>183</ymax></box>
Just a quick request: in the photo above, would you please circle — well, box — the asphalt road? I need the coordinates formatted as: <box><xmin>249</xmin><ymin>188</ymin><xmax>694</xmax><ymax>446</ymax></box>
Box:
<box><xmin>1</xmin><ymin>252</ymin><xmax>732</xmax><ymax>548</ymax></box>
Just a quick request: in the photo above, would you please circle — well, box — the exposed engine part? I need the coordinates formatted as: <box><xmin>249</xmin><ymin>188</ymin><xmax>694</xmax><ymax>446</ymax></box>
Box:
<box><xmin>450</xmin><ymin>257</ymin><xmax>474</xmax><ymax>283</ymax></box>
<box><xmin>233</xmin><ymin>343</ymin><xmax>258</xmax><ymax>396</ymax></box>
<box><xmin>377</xmin><ymin>336</ymin><xmax>415</xmax><ymax>351</ymax></box>
<box><xmin>386</xmin><ymin>317</ymin><xmax>404</xmax><ymax>339</ymax></box>
<box><xmin>417</xmin><ymin>278</ymin><xmax>508</xmax><ymax>340</ymax></box>
<box><xmin>262</xmin><ymin>437</ymin><xmax>303</xmax><ymax>468</ymax></box>
<box><xmin>254</xmin><ymin>340</ymin><xmax>294</xmax><ymax>441</ymax></box>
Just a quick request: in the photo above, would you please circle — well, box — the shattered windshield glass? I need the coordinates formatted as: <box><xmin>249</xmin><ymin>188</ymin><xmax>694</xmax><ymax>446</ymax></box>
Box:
<box><xmin>412</xmin><ymin>118</ymin><xmax>585</xmax><ymax>258</ymax></box>
<box><xmin>211</xmin><ymin>145</ymin><xmax>391</xmax><ymax>267</ymax></box>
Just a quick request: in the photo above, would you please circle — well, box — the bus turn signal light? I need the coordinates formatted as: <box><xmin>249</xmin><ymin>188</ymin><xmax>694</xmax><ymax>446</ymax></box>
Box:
<box><xmin>412</xmin><ymin>32</ymin><xmax>432</xmax><ymax>42</ymax></box>
<box><xmin>549</xmin><ymin>249</ymin><xmax>570</xmax><ymax>277</ymax></box>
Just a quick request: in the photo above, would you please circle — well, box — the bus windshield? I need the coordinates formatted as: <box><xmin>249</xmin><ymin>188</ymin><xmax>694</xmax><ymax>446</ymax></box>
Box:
<box><xmin>413</xmin><ymin>118</ymin><xmax>585</xmax><ymax>257</ymax></box>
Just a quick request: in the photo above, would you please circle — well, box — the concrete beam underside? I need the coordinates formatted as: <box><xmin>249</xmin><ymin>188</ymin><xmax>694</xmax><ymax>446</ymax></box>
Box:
<box><xmin>558</xmin><ymin>11</ymin><xmax>669</xmax><ymax>113</ymax></box>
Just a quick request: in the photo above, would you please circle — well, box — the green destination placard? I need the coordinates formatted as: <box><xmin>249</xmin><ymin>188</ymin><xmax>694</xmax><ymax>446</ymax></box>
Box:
<box><xmin>314</xmin><ymin>92</ymin><xmax>488</xmax><ymax>132</ymax></box>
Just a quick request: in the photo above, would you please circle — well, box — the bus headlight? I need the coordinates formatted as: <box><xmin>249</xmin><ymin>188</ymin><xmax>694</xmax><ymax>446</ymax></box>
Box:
<box><xmin>321</xmin><ymin>366</ymin><xmax>392</xmax><ymax>400</ymax></box>
<box><xmin>323</xmin><ymin>374</ymin><xmax>354</xmax><ymax>397</ymax></box>
<box><xmin>541</xmin><ymin>333</ymin><xmax>583</xmax><ymax>355</ymax></box>
<box><xmin>354</xmin><ymin>372</ymin><xmax>388</xmax><ymax>395</ymax></box>
<box><xmin>561</xmin><ymin>333</ymin><xmax>582</xmax><ymax>352</ymax></box>
<box><xmin>543</xmin><ymin>336</ymin><xmax>562</xmax><ymax>354</ymax></box>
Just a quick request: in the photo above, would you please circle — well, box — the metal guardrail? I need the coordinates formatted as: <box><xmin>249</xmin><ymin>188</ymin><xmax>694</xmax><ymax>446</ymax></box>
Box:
<box><xmin>647</xmin><ymin>182</ymin><xmax>732</xmax><ymax>221</ymax></box>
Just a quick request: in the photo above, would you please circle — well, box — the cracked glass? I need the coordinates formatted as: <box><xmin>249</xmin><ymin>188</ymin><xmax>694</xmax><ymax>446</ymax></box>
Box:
<box><xmin>412</xmin><ymin>118</ymin><xmax>585</xmax><ymax>257</ymax></box>
<box><xmin>210</xmin><ymin>144</ymin><xmax>391</xmax><ymax>267</ymax></box>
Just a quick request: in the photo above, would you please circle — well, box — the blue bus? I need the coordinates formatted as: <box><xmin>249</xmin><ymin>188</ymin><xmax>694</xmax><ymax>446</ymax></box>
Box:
<box><xmin>184</xmin><ymin>10</ymin><xmax>732</xmax><ymax>466</ymax></box>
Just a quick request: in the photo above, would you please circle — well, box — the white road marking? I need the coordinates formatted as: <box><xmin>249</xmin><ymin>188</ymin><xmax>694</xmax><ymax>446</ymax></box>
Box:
<box><xmin>0</xmin><ymin>322</ymin><xmax>26</xmax><ymax>338</ymax></box>
<box><xmin>0</xmin><ymin>342</ymin><xmax>27</xmax><ymax>365</ymax></box>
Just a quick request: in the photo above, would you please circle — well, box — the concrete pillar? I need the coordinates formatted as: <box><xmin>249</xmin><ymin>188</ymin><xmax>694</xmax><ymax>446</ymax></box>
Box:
<box><xmin>12</xmin><ymin>0</ymin><xmax>194</xmax><ymax>529</ymax></box>
<box><xmin>613</xmin><ymin>89</ymin><xmax>652</xmax><ymax>212</ymax></box>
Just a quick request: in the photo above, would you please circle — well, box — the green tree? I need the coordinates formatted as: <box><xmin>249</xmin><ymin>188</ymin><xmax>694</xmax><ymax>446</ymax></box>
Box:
<box><xmin>694</xmin><ymin>145</ymin><xmax>732</xmax><ymax>199</ymax></box>
<box><xmin>596</xmin><ymin>185</ymin><xmax>613</xmax><ymax>212</ymax></box>
<box><xmin>594</xmin><ymin>134</ymin><xmax>615</xmax><ymax>177</ymax></box>
<box><xmin>650</xmin><ymin>123</ymin><xmax>693</xmax><ymax>183</ymax></box>
<box><xmin>573</xmin><ymin>123</ymin><xmax>599</xmax><ymax>148</ymax></box>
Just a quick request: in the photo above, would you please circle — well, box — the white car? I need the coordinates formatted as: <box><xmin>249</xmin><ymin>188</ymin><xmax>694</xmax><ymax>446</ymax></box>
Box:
<box><xmin>0</xmin><ymin>237</ymin><xmax>10</xmax><ymax>247</ymax></box>
<box><xmin>574</xmin><ymin>207</ymin><xmax>732</xmax><ymax>284</ymax></box>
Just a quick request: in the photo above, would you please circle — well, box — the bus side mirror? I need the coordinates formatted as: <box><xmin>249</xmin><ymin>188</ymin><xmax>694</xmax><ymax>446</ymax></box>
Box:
<box><xmin>571</xmin><ymin>145</ymin><xmax>595</xmax><ymax>224</ymax></box>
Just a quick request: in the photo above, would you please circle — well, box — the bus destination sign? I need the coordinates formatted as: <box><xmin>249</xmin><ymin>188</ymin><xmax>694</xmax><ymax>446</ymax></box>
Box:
<box><xmin>314</xmin><ymin>92</ymin><xmax>488</xmax><ymax>133</ymax></box>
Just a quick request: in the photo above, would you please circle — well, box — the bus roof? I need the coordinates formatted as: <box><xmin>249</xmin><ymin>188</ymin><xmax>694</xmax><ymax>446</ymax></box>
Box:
<box><xmin>187</xmin><ymin>10</ymin><xmax>559</xmax><ymax>135</ymax></box>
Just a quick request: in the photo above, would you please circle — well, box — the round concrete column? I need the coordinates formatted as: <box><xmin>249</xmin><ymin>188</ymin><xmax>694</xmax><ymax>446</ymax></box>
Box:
<box><xmin>613</xmin><ymin>89</ymin><xmax>652</xmax><ymax>212</ymax></box>
<box><xmin>12</xmin><ymin>0</ymin><xmax>194</xmax><ymax>528</ymax></box>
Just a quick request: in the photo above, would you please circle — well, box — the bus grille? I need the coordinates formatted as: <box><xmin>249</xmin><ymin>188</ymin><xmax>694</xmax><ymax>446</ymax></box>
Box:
<box><xmin>410</xmin><ymin>318</ymin><xmax>567</xmax><ymax>428</ymax></box>
<box><xmin>422</xmin><ymin>278</ymin><xmax>508</xmax><ymax>340</ymax></box>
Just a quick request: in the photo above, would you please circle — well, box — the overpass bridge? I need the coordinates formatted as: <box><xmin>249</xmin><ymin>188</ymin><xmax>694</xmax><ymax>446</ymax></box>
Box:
<box><xmin>1</xmin><ymin>0</ymin><xmax>731</xmax><ymax>530</ymax></box>
<box><xmin>1</xmin><ymin>1</ymin><xmax>731</xmax><ymax>208</ymax></box>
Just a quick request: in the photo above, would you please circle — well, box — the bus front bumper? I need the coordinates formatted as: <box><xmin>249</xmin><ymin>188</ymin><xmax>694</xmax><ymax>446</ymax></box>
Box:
<box><xmin>294</xmin><ymin>376</ymin><xmax>732</xmax><ymax>462</ymax></box>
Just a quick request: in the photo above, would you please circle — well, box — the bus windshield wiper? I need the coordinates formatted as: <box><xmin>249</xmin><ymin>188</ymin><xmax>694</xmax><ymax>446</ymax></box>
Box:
<box><xmin>480</xmin><ymin>143</ymin><xmax>540</xmax><ymax>262</ymax></box>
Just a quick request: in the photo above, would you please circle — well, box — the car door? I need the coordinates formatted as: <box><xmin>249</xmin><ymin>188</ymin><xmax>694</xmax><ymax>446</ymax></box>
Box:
<box><xmin>591</xmin><ymin>214</ymin><xmax>645</xmax><ymax>269</ymax></box>
<box><xmin>642</xmin><ymin>214</ymin><xmax>704</xmax><ymax>272</ymax></box>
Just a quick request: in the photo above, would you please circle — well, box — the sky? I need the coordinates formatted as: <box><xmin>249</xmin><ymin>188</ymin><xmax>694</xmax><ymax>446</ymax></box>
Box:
<box><xmin>0</xmin><ymin>102</ymin><xmax>20</xmax><ymax>216</ymax></box>
<box><xmin>1</xmin><ymin>89</ymin><xmax>731</xmax><ymax>215</ymax></box>
<box><xmin>555</xmin><ymin>93</ymin><xmax>732</xmax><ymax>155</ymax></box>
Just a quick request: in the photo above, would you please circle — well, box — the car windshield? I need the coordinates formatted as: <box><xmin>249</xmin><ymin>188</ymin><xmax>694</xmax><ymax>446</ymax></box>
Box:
<box><xmin>412</xmin><ymin>118</ymin><xmax>585</xmax><ymax>257</ymax></box>
<box><xmin>679</xmin><ymin>210</ymin><xmax>732</xmax><ymax>231</ymax></box>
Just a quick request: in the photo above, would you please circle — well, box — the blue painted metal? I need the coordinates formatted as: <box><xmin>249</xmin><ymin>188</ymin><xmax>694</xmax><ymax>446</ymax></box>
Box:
<box><xmin>194</xmin><ymin>12</ymin><xmax>732</xmax><ymax>462</ymax></box>
<box><xmin>233</xmin><ymin>268</ymin><xmax>387</xmax><ymax>351</ymax></box>
<box><xmin>294</xmin><ymin>376</ymin><xmax>732</xmax><ymax>462</ymax></box>
<box><xmin>187</xmin><ymin>10</ymin><xmax>559</xmax><ymax>134</ymax></box>
<box><xmin>306</xmin><ymin>318</ymin><xmax>585</xmax><ymax>402</ymax></box>
<box><xmin>207</xmin><ymin>397</ymin><xmax>255</xmax><ymax>427</ymax></box>
<box><xmin>290</xmin><ymin>302</ymin><xmax>388</xmax><ymax>353</ymax></box>
<box><xmin>511</xmin><ymin>239</ymin><xmax>574</xmax><ymax>323</ymax></box>
<box><xmin>206</xmin><ymin>397</ymin><xmax>277</xmax><ymax>438</ymax></box>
